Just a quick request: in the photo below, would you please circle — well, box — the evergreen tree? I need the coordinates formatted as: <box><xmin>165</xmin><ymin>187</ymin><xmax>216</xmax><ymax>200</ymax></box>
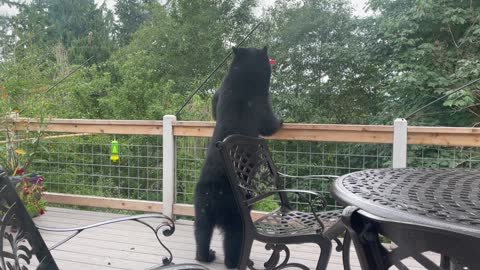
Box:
<box><xmin>47</xmin><ymin>0</ymin><xmax>114</xmax><ymax>63</ymax></box>
<box><xmin>114</xmin><ymin>0</ymin><xmax>156</xmax><ymax>46</ymax></box>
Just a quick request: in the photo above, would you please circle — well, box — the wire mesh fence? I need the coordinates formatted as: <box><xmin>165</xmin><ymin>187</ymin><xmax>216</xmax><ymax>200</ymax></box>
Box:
<box><xmin>176</xmin><ymin>136</ymin><xmax>209</xmax><ymax>204</ymax></box>
<box><xmin>4</xmin><ymin>127</ymin><xmax>480</xmax><ymax>212</ymax></box>
<box><xmin>407</xmin><ymin>145</ymin><xmax>480</xmax><ymax>169</ymax></box>
<box><xmin>175</xmin><ymin>137</ymin><xmax>393</xmax><ymax>210</ymax></box>
<box><xmin>25</xmin><ymin>133</ymin><xmax>164</xmax><ymax>201</ymax></box>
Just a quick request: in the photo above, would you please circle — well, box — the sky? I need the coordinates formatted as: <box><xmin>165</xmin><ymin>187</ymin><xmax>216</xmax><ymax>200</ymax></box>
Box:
<box><xmin>95</xmin><ymin>0</ymin><xmax>369</xmax><ymax>14</ymax></box>
<box><xmin>0</xmin><ymin>0</ymin><xmax>370</xmax><ymax>17</ymax></box>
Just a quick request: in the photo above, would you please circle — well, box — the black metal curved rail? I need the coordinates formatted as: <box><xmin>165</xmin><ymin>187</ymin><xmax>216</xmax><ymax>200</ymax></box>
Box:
<box><xmin>0</xmin><ymin>167</ymin><xmax>208</xmax><ymax>270</ymax></box>
<box><xmin>37</xmin><ymin>213</ymin><xmax>177</xmax><ymax>265</ymax></box>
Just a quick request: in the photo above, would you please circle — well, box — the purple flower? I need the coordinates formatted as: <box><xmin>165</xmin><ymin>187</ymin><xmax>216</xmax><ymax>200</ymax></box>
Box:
<box><xmin>27</xmin><ymin>174</ymin><xmax>44</xmax><ymax>185</ymax></box>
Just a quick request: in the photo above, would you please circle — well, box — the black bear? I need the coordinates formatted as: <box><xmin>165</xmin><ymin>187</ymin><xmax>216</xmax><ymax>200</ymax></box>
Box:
<box><xmin>194</xmin><ymin>47</ymin><xmax>283</xmax><ymax>268</ymax></box>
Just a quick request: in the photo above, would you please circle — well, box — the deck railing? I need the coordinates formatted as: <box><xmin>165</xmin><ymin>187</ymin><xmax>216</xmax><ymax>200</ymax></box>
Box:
<box><xmin>8</xmin><ymin>115</ymin><xmax>480</xmax><ymax>218</ymax></box>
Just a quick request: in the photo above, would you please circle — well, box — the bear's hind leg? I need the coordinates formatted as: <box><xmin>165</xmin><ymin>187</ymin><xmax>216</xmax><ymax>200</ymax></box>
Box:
<box><xmin>223</xmin><ymin>223</ymin><xmax>245</xmax><ymax>268</ymax></box>
<box><xmin>194</xmin><ymin>213</ymin><xmax>216</xmax><ymax>263</ymax></box>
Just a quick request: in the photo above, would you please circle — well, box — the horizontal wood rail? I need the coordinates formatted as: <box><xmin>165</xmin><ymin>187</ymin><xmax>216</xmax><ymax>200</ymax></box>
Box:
<box><xmin>407</xmin><ymin>126</ymin><xmax>480</xmax><ymax>146</ymax></box>
<box><xmin>12</xmin><ymin>117</ymin><xmax>480</xmax><ymax>146</ymax></box>
<box><xmin>44</xmin><ymin>193</ymin><xmax>267</xmax><ymax>220</ymax></box>
<box><xmin>174</xmin><ymin>121</ymin><xmax>396</xmax><ymax>144</ymax></box>
<box><xmin>0</xmin><ymin>133</ymin><xmax>90</xmax><ymax>144</ymax></box>
<box><xmin>13</xmin><ymin>118</ymin><xmax>164</xmax><ymax>135</ymax></box>
<box><xmin>173</xmin><ymin>203</ymin><xmax>266</xmax><ymax>220</ymax></box>
<box><xmin>43</xmin><ymin>193</ymin><xmax>164</xmax><ymax>212</ymax></box>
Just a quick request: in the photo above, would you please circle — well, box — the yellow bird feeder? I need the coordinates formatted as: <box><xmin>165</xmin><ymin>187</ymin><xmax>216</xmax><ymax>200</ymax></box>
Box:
<box><xmin>111</xmin><ymin>139</ymin><xmax>119</xmax><ymax>162</ymax></box>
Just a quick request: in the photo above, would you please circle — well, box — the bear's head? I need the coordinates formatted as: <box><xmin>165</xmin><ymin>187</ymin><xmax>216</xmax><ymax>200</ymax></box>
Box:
<box><xmin>229</xmin><ymin>47</ymin><xmax>272</xmax><ymax>93</ymax></box>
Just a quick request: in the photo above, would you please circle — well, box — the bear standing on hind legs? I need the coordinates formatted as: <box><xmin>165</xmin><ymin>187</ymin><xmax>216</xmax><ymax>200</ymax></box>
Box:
<box><xmin>194</xmin><ymin>47</ymin><xmax>283</xmax><ymax>268</ymax></box>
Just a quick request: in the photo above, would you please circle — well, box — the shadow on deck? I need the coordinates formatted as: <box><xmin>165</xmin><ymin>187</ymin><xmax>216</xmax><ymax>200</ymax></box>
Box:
<box><xmin>35</xmin><ymin>207</ymin><xmax>436</xmax><ymax>270</ymax></box>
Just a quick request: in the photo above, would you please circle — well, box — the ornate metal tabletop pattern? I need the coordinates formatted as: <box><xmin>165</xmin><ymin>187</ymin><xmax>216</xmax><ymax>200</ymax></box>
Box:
<box><xmin>332</xmin><ymin>168</ymin><xmax>480</xmax><ymax>269</ymax></box>
<box><xmin>334</xmin><ymin>168</ymin><xmax>480</xmax><ymax>235</ymax></box>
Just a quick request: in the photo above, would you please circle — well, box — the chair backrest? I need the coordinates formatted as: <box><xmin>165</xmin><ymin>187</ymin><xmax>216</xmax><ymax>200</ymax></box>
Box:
<box><xmin>0</xmin><ymin>167</ymin><xmax>59</xmax><ymax>270</ymax></box>
<box><xmin>216</xmin><ymin>135</ymin><xmax>288</xmax><ymax>221</ymax></box>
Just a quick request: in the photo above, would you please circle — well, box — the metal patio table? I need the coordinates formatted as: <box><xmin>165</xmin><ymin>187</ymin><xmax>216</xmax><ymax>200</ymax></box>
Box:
<box><xmin>332</xmin><ymin>168</ymin><xmax>480</xmax><ymax>270</ymax></box>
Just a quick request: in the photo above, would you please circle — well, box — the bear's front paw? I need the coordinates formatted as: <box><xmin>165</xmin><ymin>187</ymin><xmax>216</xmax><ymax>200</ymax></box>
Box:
<box><xmin>196</xmin><ymin>249</ymin><xmax>216</xmax><ymax>263</ymax></box>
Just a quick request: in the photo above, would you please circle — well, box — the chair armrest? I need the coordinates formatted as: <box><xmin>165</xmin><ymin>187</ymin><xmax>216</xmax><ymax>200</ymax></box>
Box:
<box><xmin>278</xmin><ymin>172</ymin><xmax>339</xmax><ymax>180</ymax></box>
<box><xmin>247</xmin><ymin>189</ymin><xmax>327</xmax><ymax>231</ymax></box>
<box><xmin>278</xmin><ymin>173</ymin><xmax>341</xmax><ymax>211</ymax></box>
<box><xmin>36</xmin><ymin>213</ymin><xmax>176</xmax><ymax>266</ymax></box>
<box><xmin>36</xmin><ymin>213</ymin><xmax>170</xmax><ymax>232</ymax></box>
<box><xmin>247</xmin><ymin>189</ymin><xmax>326</xmax><ymax>208</ymax></box>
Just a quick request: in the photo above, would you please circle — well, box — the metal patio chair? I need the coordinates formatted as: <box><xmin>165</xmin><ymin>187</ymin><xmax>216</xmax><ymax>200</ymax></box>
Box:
<box><xmin>0</xmin><ymin>166</ymin><xmax>207</xmax><ymax>270</ymax></box>
<box><xmin>216</xmin><ymin>134</ymin><xmax>351</xmax><ymax>270</ymax></box>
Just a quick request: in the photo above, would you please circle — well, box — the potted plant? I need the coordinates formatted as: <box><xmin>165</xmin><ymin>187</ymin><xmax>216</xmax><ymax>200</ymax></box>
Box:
<box><xmin>1</xmin><ymin>114</ymin><xmax>47</xmax><ymax>218</ymax></box>
<box><xmin>17</xmin><ymin>173</ymin><xmax>47</xmax><ymax>217</ymax></box>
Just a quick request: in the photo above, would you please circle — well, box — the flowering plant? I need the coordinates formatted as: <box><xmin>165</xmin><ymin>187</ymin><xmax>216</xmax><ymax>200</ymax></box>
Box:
<box><xmin>1</xmin><ymin>112</ymin><xmax>46</xmax><ymax>217</ymax></box>
<box><xmin>15</xmin><ymin>173</ymin><xmax>47</xmax><ymax>217</ymax></box>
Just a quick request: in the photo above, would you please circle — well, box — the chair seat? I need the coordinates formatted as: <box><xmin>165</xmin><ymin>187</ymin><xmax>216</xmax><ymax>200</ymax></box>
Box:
<box><xmin>254</xmin><ymin>209</ymin><xmax>342</xmax><ymax>237</ymax></box>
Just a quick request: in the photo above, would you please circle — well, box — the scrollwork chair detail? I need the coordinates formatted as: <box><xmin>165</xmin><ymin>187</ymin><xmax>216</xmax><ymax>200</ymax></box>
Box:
<box><xmin>0</xmin><ymin>167</ymin><xmax>207</xmax><ymax>270</ymax></box>
<box><xmin>216</xmin><ymin>135</ymin><xmax>351</xmax><ymax>270</ymax></box>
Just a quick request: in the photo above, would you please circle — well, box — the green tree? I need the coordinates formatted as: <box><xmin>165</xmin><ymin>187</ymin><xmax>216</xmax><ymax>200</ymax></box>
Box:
<box><xmin>0</xmin><ymin>46</ymin><xmax>72</xmax><ymax>119</ymax></box>
<box><xmin>1</xmin><ymin>0</ymin><xmax>50</xmax><ymax>62</ymax></box>
<box><xmin>98</xmin><ymin>0</ymin><xmax>258</xmax><ymax>120</ymax></box>
<box><xmin>365</xmin><ymin>0</ymin><xmax>480</xmax><ymax>126</ymax></box>
<box><xmin>114</xmin><ymin>0</ymin><xmax>156</xmax><ymax>46</ymax></box>
<box><xmin>47</xmin><ymin>0</ymin><xmax>115</xmax><ymax>63</ymax></box>
<box><xmin>0</xmin><ymin>15</ymin><xmax>12</xmax><ymax>61</ymax></box>
<box><xmin>259</xmin><ymin>0</ymin><xmax>383</xmax><ymax>124</ymax></box>
<box><xmin>4</xmin><ymin>0</ymin><xmax>115</xmax><ymax>65</ymax></box>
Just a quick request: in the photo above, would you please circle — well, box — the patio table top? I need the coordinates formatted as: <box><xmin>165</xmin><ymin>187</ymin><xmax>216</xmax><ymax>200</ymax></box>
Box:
<box><xmin>332</xmin><ymin>168</ymin><xmax>480</xmax><ymax>269</ymax></box>
<box><xmin>333</xmin><ymin>168</ymin><xmax>480</xmax><ymax>237</ymax></box>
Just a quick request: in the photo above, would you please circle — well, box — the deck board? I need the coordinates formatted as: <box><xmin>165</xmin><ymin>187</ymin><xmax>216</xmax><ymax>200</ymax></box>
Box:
<box><xmin>33</xmin><ymin>207</ymin><xmax>437</xmax><ymax>269</ymax></box>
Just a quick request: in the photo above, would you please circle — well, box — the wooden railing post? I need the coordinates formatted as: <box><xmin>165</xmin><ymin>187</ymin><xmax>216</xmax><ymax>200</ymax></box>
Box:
<box><xmin>162</xmin><ymin>115</ymin><xmax>176</xmax><ymax>218</ymax></box>
<box><xmin>393</xmin><ymin>118</ymin><xmax>408</xmax><ymax>168</ymax></box>
<box><xmin>391</xmin><ymin>118</ymin><xmax>408</xmax><ymax>249</ymax></box>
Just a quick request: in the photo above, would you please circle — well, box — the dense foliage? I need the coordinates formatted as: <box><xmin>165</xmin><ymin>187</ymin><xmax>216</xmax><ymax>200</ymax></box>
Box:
<box><xmin>2</xmin><ymin>0</ymin><xmax>480</xmax><ymax>125</ymax></box>
<box><xmin>367</xmin><ymin>0</ymin><xmax>480</xmax><ymax>126</ymax></box>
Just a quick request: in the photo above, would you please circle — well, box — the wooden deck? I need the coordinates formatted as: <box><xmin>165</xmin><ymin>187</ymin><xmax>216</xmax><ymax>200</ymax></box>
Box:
<box><xmin>35</xmin><ymin>207</ymin><xmax>439</xmax><ymax>270</ymax></box>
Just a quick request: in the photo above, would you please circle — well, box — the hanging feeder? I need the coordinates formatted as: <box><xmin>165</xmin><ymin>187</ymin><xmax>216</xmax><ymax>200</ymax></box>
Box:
<box><xmin>111</xmin><ymin>139</ymin><xmax>119</xmax><ymax>162</ymax></box>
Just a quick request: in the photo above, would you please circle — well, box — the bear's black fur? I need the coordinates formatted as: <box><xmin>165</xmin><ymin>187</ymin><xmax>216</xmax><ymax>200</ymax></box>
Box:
<box><xmin>194</xmin><ymin>47</ymin><xmax>282</xmax><ymax>268</ymax></box>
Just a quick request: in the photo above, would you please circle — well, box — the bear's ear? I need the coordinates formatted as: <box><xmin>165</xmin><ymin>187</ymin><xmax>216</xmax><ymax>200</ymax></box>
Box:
<box><xmin>262</xmin><ymin>46</ymin><xmax>268</xmax><ymax>53</ymax></box>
